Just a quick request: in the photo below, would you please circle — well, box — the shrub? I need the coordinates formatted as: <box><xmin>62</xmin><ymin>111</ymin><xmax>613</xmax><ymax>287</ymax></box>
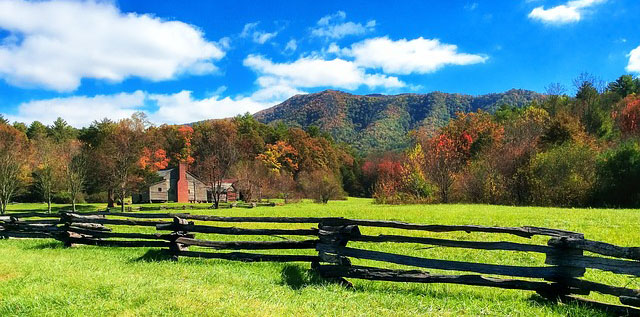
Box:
<box><xmin>460</xmin><ymin>159</ymin><xmax>507</xmax><ymax>204</ymax></box>
<box><xmin>528</xmin><ymin>144</ymin><xmax>597</xmax><ymax>207</ymax></box>
<box><xmin>593</xmin><ymin>141</ymin><xmax>640</xmax><ymax>207</ymax></box>
<box><xmin>299</xmin><ymin>170</ymin><xmax>345</xmax><ymax>204</ymax></box>
<box><xmin>85</xmin><ymin>191</ymin><xmax>109</xmax><ymax>203</ymax></box>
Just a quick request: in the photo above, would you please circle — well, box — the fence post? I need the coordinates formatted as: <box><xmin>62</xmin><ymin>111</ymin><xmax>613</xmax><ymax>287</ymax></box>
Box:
<box><xmin>541</xmin><ymin>235</ymin><xmax>587</xmax><ymax>300</ymax></box>
<box><xmin>314</xmin><ymin>222</ymin><xmax>361</xmax><ymax>287</ymax></box>
<box><xmin>167</xmin><ymin>217</ymin><xmax>193</xmax><ymax>261</ymax></box>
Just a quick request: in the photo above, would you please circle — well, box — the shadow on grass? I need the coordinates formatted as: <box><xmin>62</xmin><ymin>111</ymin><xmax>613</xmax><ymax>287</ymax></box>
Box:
<box><xmin>28</xmin><ymin>241</ymin><xmax>65</xmax><ymax>249</ymax></box>
<box><xmin>280</xmin><ymin>264</ymin><xmax>328</xmax><ymax>290</ymax></box>
<box><xmin>131</xmin><ymin>249</ymin><xmax>174</xmax><ymax>263</ymax></box>
<box><xmin>527</xmin><ymin>294</ymin><xmax>615</xmax><ymax>317</ymax></box>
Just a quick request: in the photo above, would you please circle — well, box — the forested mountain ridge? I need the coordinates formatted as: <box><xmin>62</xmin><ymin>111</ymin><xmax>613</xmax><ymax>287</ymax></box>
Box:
<box><xmin>254</xmin><ymin>89</ymin><xmax>544</xmax><ymax>153</ymax></box>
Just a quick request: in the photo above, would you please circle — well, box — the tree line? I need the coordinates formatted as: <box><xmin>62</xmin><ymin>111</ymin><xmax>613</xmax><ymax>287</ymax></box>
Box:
<box><xmin>0</xmin><ymin>113</ymin><xmax>352</xmax><ymax>214</ymax></box>
<box><xmin>1</xmin><ymin>73</ymin><xmax>639</xmax><ymax>212</ymax></box>
<box><xmin>364</xmin><ymin>74</ymin><xmax>640</xmax><ymax>208</ymax></box>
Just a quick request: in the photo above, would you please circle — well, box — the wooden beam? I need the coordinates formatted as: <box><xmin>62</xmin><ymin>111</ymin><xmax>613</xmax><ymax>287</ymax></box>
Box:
<box><xmin>177</xmin><ymin>250</ymin><xmax>320</xmax><ymax>262</ymax></box>
<box><xmin>549</xmin><ymin>237</ymin><xmax>640</xmax><ymax>261</ymax></box>
<box><xmin>318</xmin><ymin>245</ymin><xmax>566</xmax><ymax>279</ymax></box>
<box><xmin>314</xmin><ymin>265</ymin><xmax>556</xmax><ymax>292</ymax></box>
<box><xmin>565</xmin><ymin>278</ymin><xmax>640</xmax><ymax>298</ymax></box>
<box><xmin>353</xmin><ymin>234</ymin><xmax>553</xmax><ymax>253</ymax></box>
<box><xmin>174</xmin><ymin>237</ymin><xmax>318</xmax><ymax>250</ymax></box>
<box><xmin>66</xmin><ymin>227</ymin><xmax>177</xmax><ymax>240</ymax></box>
<box><xmin>322</xmin><ymin>219</ymin><xmax>583</xmax><ymax>239</ymax></box>
<box><xmin>65</xmin><ymin>237</ymin><xmax>171</xmax><ymax>248</ymax></box>
<box><xmin>64</xmin><ymin>216</ymin><xmax>168</xmax><ymax>227</ymax></box>
<box><xmin>156</xmin><ymin>222</ymin><xmax>319</xmax><ymax>236</ymax></box>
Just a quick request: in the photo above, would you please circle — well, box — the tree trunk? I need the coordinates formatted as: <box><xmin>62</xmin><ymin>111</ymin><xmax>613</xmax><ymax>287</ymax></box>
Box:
<box><xmin>72</xmin><ymin>196</ymin><xmax>76</xmax><ymax>212</ymax></box>
<box><xmin>107</xmin><ymin>189</ymin><xmax>114</xmax><ymax>208</ymax></box>
<box><xmin>441</xmin><ymin>187</ymin><xmax>449</xmax><ymax>203</ymax></box>
<box><xmin>47</xmin><ymin>196</ymin><xmax>52</xmax><ymax>214</ymax></box>
<box><xmin>120</xmin><ymin>188</ymin><xmax>126</xmax><ymax>213</ymax></box>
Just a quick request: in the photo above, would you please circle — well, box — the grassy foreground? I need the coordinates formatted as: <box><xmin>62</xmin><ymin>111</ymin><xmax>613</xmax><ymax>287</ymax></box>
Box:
<box><xmin>1</xmin><ymin>198</ymin><xmax>639</xmax><ymax>316</ymax></box>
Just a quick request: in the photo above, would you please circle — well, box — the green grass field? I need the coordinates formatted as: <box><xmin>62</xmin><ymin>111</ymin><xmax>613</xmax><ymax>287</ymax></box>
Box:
<box><xmin>1</xmin><ymin>198</ymin><xmax>639</xmax><ymax>316</ymax></box>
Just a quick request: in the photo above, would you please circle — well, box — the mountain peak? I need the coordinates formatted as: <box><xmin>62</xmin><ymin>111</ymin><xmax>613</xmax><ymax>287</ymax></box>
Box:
<box><xmin>255</xmin><ymin>89</ymin><xmax>543</xmax><ymax>153</ymax></box>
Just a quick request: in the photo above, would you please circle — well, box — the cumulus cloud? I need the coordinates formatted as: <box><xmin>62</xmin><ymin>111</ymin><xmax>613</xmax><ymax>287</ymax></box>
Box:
<box><xmin>627</xmin><ymin>45</ymin><xmax>640</xmax><ymax>73</ymax></box>
<box><xmin>243</xmin><ymin>54</ymin><xmax>404</xmax><ymax>91</ymax></box>
<box><xmin>341</xmin><ymin>37</ymin><xmax>487</xmax><ymax>74</ymax></box>
<box><xmin>6</xmin><ymin>86</ymin><xmax>300</xmax><ymax>126</ymax></box>
<box><xmin>528</xmin><ymin>0</ymin><xmax>605</xmax><ymax>25</ymax></box>
<box><xmin>311</xmin><ymin>11</ymin><xmax>375</xmax><ymax>39</ymax></box>
<box><xmin>7</xmin><ymin>91</ymin><xmax>148</xmax><ymax>126</ymax></box>
<box><xmin>240</xmin><ymin>22</ymin><xmax>278</xmax><ymax>44</ymax></box>
<box><xmin>0</xmin><ymin>0</ymin><xmax>224</xmax><ymax>91</ymax></box>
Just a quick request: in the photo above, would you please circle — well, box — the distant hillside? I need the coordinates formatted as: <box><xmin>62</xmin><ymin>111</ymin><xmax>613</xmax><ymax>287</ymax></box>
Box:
<box><xmin>254</xmin><ymin>89</ymin><xmax>544</xmax><ymax>153</ymax></box>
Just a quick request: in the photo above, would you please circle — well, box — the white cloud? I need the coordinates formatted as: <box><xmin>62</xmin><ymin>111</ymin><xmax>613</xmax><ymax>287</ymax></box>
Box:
<box><xmin>7</xmin><ymin>91</ymin><xmax>148</xmax><ymax>126</ymax></box>
<box><xmin>528</xmin><ymin>0</ymin><xmax>605</xmax><ymax>25</ymax></box>
<box><xmin>243</xmin><ymin>54</ymin><xmax>404</xmax><ymax>91</ymax></box>
<box><xmin>5</xmin><ymin>86</ymin><xmax>300</xmax><ymax>126</ymax></box>
<box><xmin>342</xmin><ymin>37</ymin><xmax>487</xmax><ymax>75</ymax></box>
<box><xmin>627</xmin><ymin>45</ymin><xmax>640</xmax><ymax>73</ymax></box>
<box><xmin>311</xmin><ymin>11</ymin><xmax>375</xmax><ymax>39</ymax></box>
<box><xmin>284</xmin><ymin>39</ymin><xmax>297</xmax><ymax>52</ymax></box>
<box><xmin>240</xmin><ymin>22</ymin><xmax>278</xmax><ymax>44</ymax></box>
<box><xmin>0</xmin><ymin>0</ymin><xmax>224</xmax><ymax>92</ymax></box>
<box><xmin>149</xmin><ymin>91</ymin><xmax>276</xmax><ymax>124</ymax></box>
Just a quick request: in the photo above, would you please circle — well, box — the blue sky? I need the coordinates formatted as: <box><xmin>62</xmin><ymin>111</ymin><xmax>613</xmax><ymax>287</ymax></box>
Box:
<box><xmin>0</xmin><ymin>0</ymin><xmax>639</xmax><ymax>126</ymax></box>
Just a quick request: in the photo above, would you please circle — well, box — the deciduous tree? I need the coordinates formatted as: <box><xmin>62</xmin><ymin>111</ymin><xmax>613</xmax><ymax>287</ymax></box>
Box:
<box><xmin>0</xmin><ymin>124</ymin><xmax>31</xmax><ymax>214</ymax></box>
<box><xmin>192</xmin><ymin>120</ymin><xmax>238</xmax><ymax>209</ymax></box>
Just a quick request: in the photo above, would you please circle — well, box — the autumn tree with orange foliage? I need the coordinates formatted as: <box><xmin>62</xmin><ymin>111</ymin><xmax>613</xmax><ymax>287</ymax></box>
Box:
<box><xmin>96</xmin><ymin>114</ymin><xmax>168</xmax><ymax>211</ymax></box>
<box><xmin>150</xmin><ymin>124</ymin><xmax>195</xmax><ymax>166</ymax></box>
<box><xmin>257</xmin><ymin>140</ymin><xmax>299</xmax><ymax>173</ymax></box>
<box><xmin>421</xmin><ymin>111</ymin><xmax>503</xmax><ymax>203</ymax></box>
<box><xmin>0</xmin><ymin>124</ymin><xmax>31</xmax><ymax>214</ymax></box>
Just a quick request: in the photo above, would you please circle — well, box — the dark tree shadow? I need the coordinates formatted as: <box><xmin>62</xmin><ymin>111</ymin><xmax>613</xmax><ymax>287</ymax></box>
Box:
<box><xmin>131</xmin><ymin>249</ymin><xmax>174</xmax><ymax>263</ymax></box>
<box><xmin>280</xmin><ymin>264</ymin><xmax>328</xmax><ymax>290</ymax></box>
<box><xmin>528</xmin><ymin>294</ymin><xmax>621</xmax><ymax>317</ymax></box>
<box><xmin>28</xmin><ymin>241</ymin><xmax>65</xmax><ymax>249</ymax></box>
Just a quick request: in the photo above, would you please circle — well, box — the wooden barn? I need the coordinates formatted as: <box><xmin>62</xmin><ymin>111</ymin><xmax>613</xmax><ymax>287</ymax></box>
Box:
<box><xmin>133</xmin><ymin>163</ymin><xmax>209</xmax><ymax>203</ymax></box>
<box><xmin>213</xmin><ymin>179</ymin><xmax>238</xmax><ymax>203</ymax></box>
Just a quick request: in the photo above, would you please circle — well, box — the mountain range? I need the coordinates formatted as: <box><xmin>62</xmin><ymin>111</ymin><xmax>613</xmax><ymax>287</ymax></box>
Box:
<box><xmin>254</xmin><ymin>89</ymin><xmax>544</xmax><ymax>153</ymax></box>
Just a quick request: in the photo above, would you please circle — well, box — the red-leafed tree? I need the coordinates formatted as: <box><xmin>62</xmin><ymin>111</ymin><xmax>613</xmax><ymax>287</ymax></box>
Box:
<box><xmin>615</xmin><ymin>95</ymin><xmax>640</xmax><ymax>137</ymax></box>
<box><xmin>422</xmin><ymin>111</ymin><xmax>503</xmax><ymax>203</ymax></box>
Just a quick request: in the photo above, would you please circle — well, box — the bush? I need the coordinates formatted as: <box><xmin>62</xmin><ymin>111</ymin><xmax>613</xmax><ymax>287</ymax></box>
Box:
<box><xmin>593</xmin><ymin>141</ymin><xmax>640</xmax><ymax>207</ymax></box>
<box><xmin>460</xmin><ymin>159</ymin><xmax>507</xmax><ymax>205</ymax></box>
<box><xmin>85</xmin><ymin>191</ymin><xmax>109</xmax><ymax>203</ymax></box>
<box><xmin>299</xmin><ymin>170</ymin><xmax>345</xmax><ymax>204</ymax></box>
<box><xmin>528</xmin><ymin>144</ymin><xmax>597</xmax><ymax>207</ymax></box>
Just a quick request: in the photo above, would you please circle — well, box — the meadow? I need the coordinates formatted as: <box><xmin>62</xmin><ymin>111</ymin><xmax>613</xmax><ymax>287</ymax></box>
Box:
<box><xmin>1</xmin><ymin>198</ymin><xmax>639</xmax><ymax>316</ymax></box>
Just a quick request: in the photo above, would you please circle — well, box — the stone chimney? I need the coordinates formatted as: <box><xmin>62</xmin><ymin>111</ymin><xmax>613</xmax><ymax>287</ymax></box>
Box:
<box><xmin>176</xmin><ymin>162</ymin><xmax>189</xmax><ymax>203</ymax></box>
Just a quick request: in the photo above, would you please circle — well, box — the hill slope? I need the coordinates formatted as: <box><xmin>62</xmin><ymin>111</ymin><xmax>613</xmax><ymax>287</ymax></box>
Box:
<box><xmin>254</xmin><ymin>89</ymin><xmax>544</xmax><ymax>153</ymax></box>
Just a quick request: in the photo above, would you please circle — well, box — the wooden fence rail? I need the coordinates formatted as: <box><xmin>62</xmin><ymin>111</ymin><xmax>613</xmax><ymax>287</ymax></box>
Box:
<box><xmin>1</xmin><ymin>210</ymin><xmax>638</xmax><ymax>315</ymax></box>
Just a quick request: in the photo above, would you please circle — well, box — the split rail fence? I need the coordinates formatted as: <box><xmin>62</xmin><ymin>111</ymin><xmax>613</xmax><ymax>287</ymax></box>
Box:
<box><xmin>1</xmin><ymin>210</ymin><xmax>639</xmax><ymax>315</ymax></box>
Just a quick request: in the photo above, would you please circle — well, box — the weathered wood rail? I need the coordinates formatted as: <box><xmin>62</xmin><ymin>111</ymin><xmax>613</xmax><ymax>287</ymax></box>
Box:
<box><xmin>1</xmin><ymin>210</ymin><xmax>638</xmax><ymax>315</ymax></box>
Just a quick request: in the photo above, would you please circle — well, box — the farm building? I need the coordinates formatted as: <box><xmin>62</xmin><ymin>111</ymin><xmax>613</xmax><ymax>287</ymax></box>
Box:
<box><xmin>133</xmin><ymin>163</ymin><xmax>237</xmax><ymax>203</ymax></box>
